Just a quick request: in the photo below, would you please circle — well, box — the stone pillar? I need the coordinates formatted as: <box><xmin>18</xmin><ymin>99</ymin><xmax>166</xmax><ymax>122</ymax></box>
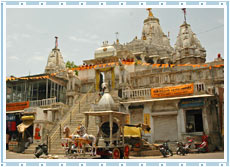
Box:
<box><xmin>202</xmin><ymin>102</ymin><xmax>210</xmax><ymax>134</ymax></box>
<box><xmin>143</xmin><ymin>103</ymin><xmax>152</xmax><ymax>143</ymax></box>
<box><xmin>72</xmin><ymin>78</ymin><xmax>75</xmax><ymax>91</ymax></box>
<box><xmin>177</xmin><ymin>108</ymin><xmax>185</xmax><ymax>140</ymax></box>
<box><xmin>109</xmin><ymin>113</ymin><xmax>113</xmax><ymax>146</ymax></box>
<box><xmin>85</xmin><ymin>115</ymin><xmax>89</xmax><ymax>134</ymax></box>
<box><xmin>47</xmin><ymin>110</ymin><xmax>52</xmax><ymax>122</ymax></box>
<box><xmin>123</xmin><ymin>104</ymin><xmax>130</xmax><ymax>113</ymax></box>
<box><xmin>180</xmin><ymin>109</ymin><xmax>186</xmax><ymax>133</ymax></box>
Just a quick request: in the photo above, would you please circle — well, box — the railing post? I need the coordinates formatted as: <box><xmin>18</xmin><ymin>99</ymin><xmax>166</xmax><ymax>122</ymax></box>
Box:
<box><xmin>48</xmin><ymin>136</ymin><xmax>51</xmax><ymax>153</ymax></box>
<box><xmin>70</xmin><ymin>111</ymin><xmax>72</xmax><ymax>125</ymax></box>
<box><xmin>79</xmin><ymin>102</ymin><xmax>80</xmax><ymax>113</ymax></box>
<box><xmin>46</xmin><ymin>134</ymin><xmax>49</xmax><ymax>152</ymax></box>
<box><xmin>60</xmin><ymin>124</ymin><xmax>62</xmax><ymax>139</ymax></box>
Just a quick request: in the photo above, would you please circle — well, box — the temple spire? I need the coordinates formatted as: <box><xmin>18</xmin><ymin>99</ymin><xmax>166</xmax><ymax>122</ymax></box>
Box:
<box><xmin>146</xmin><ymin>8</ymin><xmax>153</xmax><ymax>17</ymax></box>
<box><xmin>55</xmin><ymin>36</ymin><xmax>58</xmax><ymax>49</ymax></box>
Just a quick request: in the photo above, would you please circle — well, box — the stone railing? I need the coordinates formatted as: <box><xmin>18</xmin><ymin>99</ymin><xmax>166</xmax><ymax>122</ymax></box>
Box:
<box><xmin>122</xmin><ymin>83</ymin><xmax>208</xmax><ymax>99</ymax></box>
<box><xmin>49</xmin><ymin>85</ymin><xmax>94</xmax><ymax>145</ymax></box>
<box><xmin>122</xmin><ymin>88</ymin><xmax>151</xmax><ymax>99</ymax></box>
<box><xmin>29</xmin><ymin>97</ymin><xmax>57</xmax><ymax>107</ymax></box>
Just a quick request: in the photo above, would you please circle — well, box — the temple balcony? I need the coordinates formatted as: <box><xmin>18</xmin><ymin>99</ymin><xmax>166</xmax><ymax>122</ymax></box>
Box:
<box><xmin>121</xmin><ymin>83</ymin><xmax>210</xmax><ymax>101</ymax></box>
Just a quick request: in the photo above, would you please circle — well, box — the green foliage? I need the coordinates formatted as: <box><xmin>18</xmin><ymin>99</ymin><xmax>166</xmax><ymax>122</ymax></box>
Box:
<box><xmin>66</xmin><ymin>61</ymin><xmax>78</xmax><ymax>76</ymax></box>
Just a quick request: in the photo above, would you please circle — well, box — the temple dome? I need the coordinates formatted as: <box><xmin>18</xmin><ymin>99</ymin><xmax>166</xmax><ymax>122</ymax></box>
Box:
<box><xmin>98</xmin><ymin>93</ymin><xmax>115</xmax><ymax>107</ymax></box>
<box><xmin>95</xmin><ymin>41</ymin><xmax>117</xmax><ymax>59</ymax></box>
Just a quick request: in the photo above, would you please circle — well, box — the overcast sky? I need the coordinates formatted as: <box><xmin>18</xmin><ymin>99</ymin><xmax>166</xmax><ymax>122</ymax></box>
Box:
<box><xmin>6</xmin><ymin>8</ymin><xmax>224</xmax><ymax>77</ymax></box>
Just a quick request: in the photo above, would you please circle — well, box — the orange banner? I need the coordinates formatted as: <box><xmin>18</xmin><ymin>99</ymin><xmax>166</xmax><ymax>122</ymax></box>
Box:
<box><xmin>151</xmin><ymin>84</ymin><xmax>194</xmax><ymax>98</ymax></box>
<box><xmin>6</xmin><ymin>101</ymin><xmax>29</xmax><ymax>111</ymax></box>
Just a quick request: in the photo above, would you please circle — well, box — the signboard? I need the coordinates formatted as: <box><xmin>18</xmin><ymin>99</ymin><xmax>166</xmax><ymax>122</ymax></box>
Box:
<box><xmin>6</xmin><ymin>101</ymin><xmax>29</xmax><ymax>111</ymax></box>
<box><xmin>180</xmin><ymin>98</ymin><xmax>204</xmax><ymax>108</ymax></box>
<box><xmin>151</xmin><ymin>84</ymin><xmax>194</xmax><ymax>98</ymax></box>
<box><xmin>144</xmin><ymin>114</ymin><xmax>150</xmax><ymax>134</ymax></box>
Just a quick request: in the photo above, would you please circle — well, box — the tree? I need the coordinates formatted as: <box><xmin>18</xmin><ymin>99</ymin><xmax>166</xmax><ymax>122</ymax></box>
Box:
<box><xmin>66</xmin><ymin>61</ymin><xmax>78</xmax><ymax>76</ymax></box>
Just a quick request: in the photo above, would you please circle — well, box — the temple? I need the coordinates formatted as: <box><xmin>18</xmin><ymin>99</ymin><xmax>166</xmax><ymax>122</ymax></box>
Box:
<box><xmin>6</xmin><ymin>9</ymin><xmax>224</xmax><ymax>154</ymax></box>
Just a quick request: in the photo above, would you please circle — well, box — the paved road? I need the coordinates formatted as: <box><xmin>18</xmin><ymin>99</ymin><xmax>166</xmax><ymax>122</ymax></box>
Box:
<box><xmin>6</xmin><ymin>150</ymin><xmax>224</xmax><ymax>159</ymax></box>
<box><xmin>130</xmin><ymin>151</ymin><xmax>224</xmax><ymax>159</ymax></box>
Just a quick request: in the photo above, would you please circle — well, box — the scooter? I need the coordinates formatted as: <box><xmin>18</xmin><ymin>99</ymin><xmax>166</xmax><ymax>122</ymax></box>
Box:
<box><xmin>34</xmin><ymin>144</ymin><xmax>48</xmax><ymax>158</ymax></box>
<box><xmin>159</xmin><ymin>141</ymin><xmax>173</xmax><ymax>157</ymax></box>
<box><xmin>184</xmin><ymin>137</ymin><xmax>195</xmax><ymax>153</ymax></box>
<box><xmin>176</xmin><ymin>142</ymin><xmax>186</xmax><ymax>156</ymax></box>
<box><xmin>197</xmin><ymin>140</ymin><xmax>208</xmax><ymax>153</ymax></box>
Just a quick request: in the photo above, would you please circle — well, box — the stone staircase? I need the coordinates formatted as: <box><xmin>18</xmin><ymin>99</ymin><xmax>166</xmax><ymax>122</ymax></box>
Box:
<box><xmin>25</xmin><ymin>90</ymin><xmax>98</xmax><ymax>154</ymax></box>
<box><xmin>48</xmin><ymin>92</ymin><xmax>98</xmax><ymax>154</ymax></box>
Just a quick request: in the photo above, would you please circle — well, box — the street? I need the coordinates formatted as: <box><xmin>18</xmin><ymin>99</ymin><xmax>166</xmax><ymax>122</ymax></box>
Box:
<box><xmin>6</xmin><ymin>150</ymin><xmax>224</xmax><ymax>159</ymax></box>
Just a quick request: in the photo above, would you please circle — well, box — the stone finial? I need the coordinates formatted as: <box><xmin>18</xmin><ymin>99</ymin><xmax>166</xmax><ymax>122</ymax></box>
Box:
<box><xmin>147</xmin><ymin>8</ymin><xmax>153</xmax><ymax>17</ymax></box>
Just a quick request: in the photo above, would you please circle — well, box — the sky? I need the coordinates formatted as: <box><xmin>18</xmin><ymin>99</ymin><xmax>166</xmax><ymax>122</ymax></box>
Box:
<box><xmin>6</xmin><ymin>8</ymin><xmax>224</xmax><ymax>77</ymax></box>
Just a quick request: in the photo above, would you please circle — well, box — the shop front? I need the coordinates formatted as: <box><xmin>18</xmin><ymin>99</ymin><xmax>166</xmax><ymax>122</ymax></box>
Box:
<box><xmin>178</xmin><ymin>96</ymin><xmax>221</xmax><ymax>151</ymax></box>
<box><xmin>6</xmin><ymin>112</ymin><xmax>22</xmax><ymax>150</ymax></box>
<box><xmin>180</xmin><ymin>98</ymin><xmax>205</xmax><ymax>134</ymax></box>
<box><xmin>6</xmin><ymin>101</ymin><xmax>33</xmax><ymax>152</ymax></box>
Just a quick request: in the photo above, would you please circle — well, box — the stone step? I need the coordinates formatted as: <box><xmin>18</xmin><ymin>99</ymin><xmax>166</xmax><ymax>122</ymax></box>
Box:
<box><xmin>49</xmin><ymin>149</ymin><xmax>65</xmax><ymax>154</ymax></box>
<box><xmin>48</xmin><ymin>92</ymin><xmax>98</xmax><ymax>151</ymax></box>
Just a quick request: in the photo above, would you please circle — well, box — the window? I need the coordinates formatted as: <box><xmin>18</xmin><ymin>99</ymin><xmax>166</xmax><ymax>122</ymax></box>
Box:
<box><xmin>186</xmin><ymin>109</ymin><xmax>203</xmax><ymax>132</ymax></box>
<box><xmin>196</xmin><ymin>83</ymin><xmax>205</xmax><ymax>92</ymax></box>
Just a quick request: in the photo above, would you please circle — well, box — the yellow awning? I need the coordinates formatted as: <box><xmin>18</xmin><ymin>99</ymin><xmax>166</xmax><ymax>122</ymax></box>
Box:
<box><xmin>124</xmin><ymin>126</ymin><xmax>141</xmax><ymax>138</ymax></box>
<box><xmin>17</xmin><ymin>120</ymin><xmax>33</xmax><ymax>133</ymax></box>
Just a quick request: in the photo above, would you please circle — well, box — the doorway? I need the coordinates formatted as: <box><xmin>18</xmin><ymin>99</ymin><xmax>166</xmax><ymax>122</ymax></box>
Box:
<box><xmin>186</xmin><ymin>109</ymin><xmax>203</xmax><ymax>132</ymax></box>
<box><xmin>95</xmin><ymin>68</ymin><xmax>115</xmax><ymax>91</ymax></box>
<box><xmin>99</xmin><ymin>72</ymin><xmax>104</xmax><ymax>91</ymax></box>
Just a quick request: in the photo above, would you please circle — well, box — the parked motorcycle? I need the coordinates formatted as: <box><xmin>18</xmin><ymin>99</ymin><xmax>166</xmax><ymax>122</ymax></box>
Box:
<box><xmin>34</xmin><ymin>144</ymin><xmax>48</xmax><ymax>158</ymax></box>
<box><xmin>159</xmin><ymin>141</ymin><xmax>173</xmax><ymax>157</ymax></box>
<box><xmin>176</xmin><ymin>142</ymin><xmax>186</xmax><ymax>156</ymax></box>
<box><xmin>197</xmin><ymin>140</ymin><xmax>208</xmax><ymax>153</ymax></box>
<box><xmin>198</xmin><ymin>132</ymin><xmax>209</xmax><ymax>153</ymax></box>
<box><xmin>184</xmin><ymin>137</ymin><xmax>195</xmax><ymax>153</ymax></box>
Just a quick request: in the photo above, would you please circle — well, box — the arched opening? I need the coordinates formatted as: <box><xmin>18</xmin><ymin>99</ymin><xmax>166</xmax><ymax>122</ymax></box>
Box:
<box><xmin>99</xmin><ymin>72</ymin><xmax>105</xmax><ymax>91</ymax></box>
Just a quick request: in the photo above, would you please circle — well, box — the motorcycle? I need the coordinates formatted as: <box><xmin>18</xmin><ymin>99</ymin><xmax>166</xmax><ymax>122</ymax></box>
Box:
<box><xmin>34</xmin><ymin>144</ymin><xmax>48</xmax><ymax>158</ymax></box>
<box><xmin>197</xmin><ymin>140</ymin><xmax>208</xmax><ymax>153</ymax></box>
<box><xmin>184</xmin><ymin>137</ymin><xmax>195</xmax><ymax>153</ymax></box>
<box><xmin>176</xmin><ymin>142</ymin><xmax>186</xmax><ymax>156</ymax></box>
<box><xmin>159</xmin><ymin>141</ymin><xmax>173</xmax><ymax>157</ymax></box>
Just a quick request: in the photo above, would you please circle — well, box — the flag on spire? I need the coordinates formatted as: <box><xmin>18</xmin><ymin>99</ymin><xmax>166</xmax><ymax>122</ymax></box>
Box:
<box><xmin>55</xmin><ymin>36</ymin><xmax>58</xmax><ymax>49</ymax></box>
<box><xmin>182</xmin><ymin>8</ymin><xmax>187</xmax><ymax>23</ymax></box>
<box><xmin>182</xmin><ymin>8</ymin><xmax>186</xmax><ymax>15</ymax></box>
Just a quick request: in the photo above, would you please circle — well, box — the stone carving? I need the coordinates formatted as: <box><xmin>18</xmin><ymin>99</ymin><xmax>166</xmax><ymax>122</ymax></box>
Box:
<box><xmin>118</xmin><ymin>59</ymin><xmax>131</xmax><ymax>87</ymax></box>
